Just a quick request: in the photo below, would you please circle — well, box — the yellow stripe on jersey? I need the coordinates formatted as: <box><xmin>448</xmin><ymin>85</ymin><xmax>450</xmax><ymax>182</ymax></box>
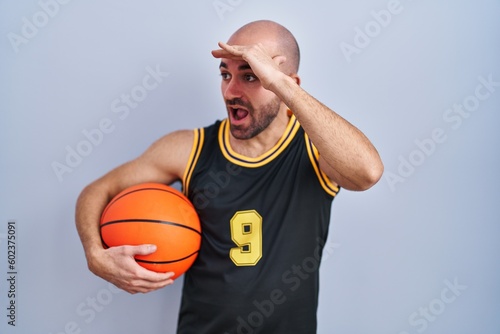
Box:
<box><xmin>182</xmin><ymin>128</ymin><xmax>204</xmax><ymax>196</ymax></box>
<box><xmin>304</xmin><ymin>133</ymin><xmax>340</xmax><ymax>197</ymax></box>
<box><xmin>219</xmin><ymin>114</ymin><xmax>301</xmax><ymax>168</ymax></box>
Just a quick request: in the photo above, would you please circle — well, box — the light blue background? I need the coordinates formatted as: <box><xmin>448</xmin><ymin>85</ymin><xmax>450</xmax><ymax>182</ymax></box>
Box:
<box><xmin>1</xmin><ymin>0</ymin><xmax>499</xmax><ymax>333</ymax></box>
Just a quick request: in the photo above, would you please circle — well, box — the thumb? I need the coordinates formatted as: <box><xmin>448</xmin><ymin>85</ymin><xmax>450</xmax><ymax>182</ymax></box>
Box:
<box><xmin>129</xmin><ymin>244</ymin><xmax>157</xmax><ymax>256</ymax></box>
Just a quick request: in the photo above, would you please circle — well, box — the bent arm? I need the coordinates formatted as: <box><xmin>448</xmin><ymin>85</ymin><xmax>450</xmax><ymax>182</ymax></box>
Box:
<box><xmin>271</xmin><ymin>77</ymin><xmax>384</xmax><ymax>191</ymax></box>
<box><xmin>213</xmin><ymin>42</ymin><xmax>383</xmax><ymax>191</ymax></box>
<box><xmin>75</xmin><ymin>130</ymin><xmax>194</xmax><ymax>293</ymax></box>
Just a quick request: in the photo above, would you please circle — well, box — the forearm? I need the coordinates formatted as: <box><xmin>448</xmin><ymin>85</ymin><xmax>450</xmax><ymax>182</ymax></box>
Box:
<box><xmin>271</xmin><ymin>75</ymin><xmax>384</xmax><ymax>190</ymax></box>
<box><xmin>75</xmin><ymin>182</ymin><xmax>111</xmax><ymax>263</ymax></box>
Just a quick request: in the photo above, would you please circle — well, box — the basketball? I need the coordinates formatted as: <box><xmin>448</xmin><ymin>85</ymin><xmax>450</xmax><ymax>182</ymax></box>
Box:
<box><xmin>100</xmin><ymin>183</ymin><xmax>201</xmax><ymax>280</ymax></box>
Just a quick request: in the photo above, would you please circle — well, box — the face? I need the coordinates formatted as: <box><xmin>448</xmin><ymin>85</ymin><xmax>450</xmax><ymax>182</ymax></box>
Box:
<box><xmin>219</xmin><ymin>59</ymin><xmax>282</xmax><ymax>140</ymax></box>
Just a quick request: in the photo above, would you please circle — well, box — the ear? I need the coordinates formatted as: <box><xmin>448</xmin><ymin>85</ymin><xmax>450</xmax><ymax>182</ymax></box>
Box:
<box><xmin>290</xmin><ymin>74</ymin><xmax>301</xmax><ymax>86</ymax></box>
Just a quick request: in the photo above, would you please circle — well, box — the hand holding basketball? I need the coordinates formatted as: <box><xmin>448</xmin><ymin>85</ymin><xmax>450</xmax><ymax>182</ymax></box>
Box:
<box><xmin>87</xmin><ymin>244</ymin><xmax>175</xmax><ymax>294</ymax></box>
<box><xmin>100</xmin><ymin>183</ymin><xmax>201</xmax><ymax>279</ymax></box>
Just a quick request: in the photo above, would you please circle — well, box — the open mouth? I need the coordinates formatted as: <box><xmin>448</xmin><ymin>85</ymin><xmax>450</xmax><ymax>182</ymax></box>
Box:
<box><xmin>230</xmin><ymin>107</ymin><xmax>249</xmax><ymax>121</ymax></box>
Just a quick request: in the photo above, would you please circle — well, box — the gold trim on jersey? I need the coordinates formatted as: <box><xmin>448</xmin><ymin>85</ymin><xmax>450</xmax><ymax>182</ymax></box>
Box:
<box><xmin>218</xmin><ymin>114</ymin><xmax>301</xmax><ymax>168</ymax></box>
<box><xmin>182</xmin><ymin>128</ymin><xmax>204</xmax><ymax>196</ymax></box>
<box><xmin>304</xmin><ymin>133</ymin><xmax>340</xmax><ymax>197</ymax></box>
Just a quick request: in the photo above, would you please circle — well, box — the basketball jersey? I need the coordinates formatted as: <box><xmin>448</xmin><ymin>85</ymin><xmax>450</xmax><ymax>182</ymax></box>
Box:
<box><xmin>177</xmin><ymin>114</ymin><xmax>339</xmax><ymax>334</ymax></box>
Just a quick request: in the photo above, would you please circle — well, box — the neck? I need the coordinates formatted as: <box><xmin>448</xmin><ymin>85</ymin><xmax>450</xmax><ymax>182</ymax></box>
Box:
<box><xmin>228</xmin><ymin>108</ymin><xmax>291</xmax><ymax>158</ymax></box>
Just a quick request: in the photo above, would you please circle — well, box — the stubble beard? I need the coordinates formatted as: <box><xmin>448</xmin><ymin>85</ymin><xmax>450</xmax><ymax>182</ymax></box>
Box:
<box><xmin>229</xmin><ymin>96</ymin><xmax>282</xmax><ymax>140</ymax></box>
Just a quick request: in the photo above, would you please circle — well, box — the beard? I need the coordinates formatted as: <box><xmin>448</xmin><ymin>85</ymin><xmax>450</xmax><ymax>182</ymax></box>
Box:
<box><xmin>227</xmin><ymin>96</ymin><xmax>282</xmax><ymax>140</ymax></box>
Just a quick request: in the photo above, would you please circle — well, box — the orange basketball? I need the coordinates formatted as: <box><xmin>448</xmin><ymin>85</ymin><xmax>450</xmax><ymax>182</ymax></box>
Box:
<box><xmin>100</xmin><ymin>183</ymin><xmax>201</xmax><ymax>280</ymax></box>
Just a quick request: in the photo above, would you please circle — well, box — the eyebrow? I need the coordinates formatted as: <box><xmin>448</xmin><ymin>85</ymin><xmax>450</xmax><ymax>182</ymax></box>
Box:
<box><xmin>219</xmin><ymin>61</ymin><xmax>252</xmax><ymax>71</ymax></box>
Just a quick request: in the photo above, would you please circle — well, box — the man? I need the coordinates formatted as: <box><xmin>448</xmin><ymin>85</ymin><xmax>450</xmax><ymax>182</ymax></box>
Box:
<box><xmin>76</xmin><ymin>20</ymin><xmax>383</xmax><ymax>333</ymax></box>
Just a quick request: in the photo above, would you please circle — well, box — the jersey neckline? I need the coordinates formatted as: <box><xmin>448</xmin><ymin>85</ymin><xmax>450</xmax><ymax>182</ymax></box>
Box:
<box><xmin>218</xmin><ymin>114</ymin><xmax>301</xmax><ymax>168</ymax></box>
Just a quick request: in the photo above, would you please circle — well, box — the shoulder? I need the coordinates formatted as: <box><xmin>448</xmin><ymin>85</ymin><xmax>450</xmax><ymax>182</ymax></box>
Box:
<box><xmin>140</xmin><ymin>121</ymin><xmax>223</xmax><ymax>182</ymax></box>
<box><xmin>146</xmin><ymin>129</ymin><xmax>195</xmax><ymax>155</ymax></box>
<box><xmin>137</xmin><ymin>129</ymin><xmax>196</xmax><ymax>182</ymax></box>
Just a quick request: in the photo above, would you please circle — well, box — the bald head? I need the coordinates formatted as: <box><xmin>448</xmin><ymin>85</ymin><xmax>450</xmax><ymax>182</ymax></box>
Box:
<box><xmin>228</xmin><ymin>20</ymin><xmax>301</xmax><ymax>74</ymax></box>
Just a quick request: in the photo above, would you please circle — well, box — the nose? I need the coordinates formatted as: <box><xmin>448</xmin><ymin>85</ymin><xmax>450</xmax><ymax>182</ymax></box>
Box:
<box><xmin>222</xmin><ymin>77</ymin><xmax>243</xmax><ymax>101</ymax></box>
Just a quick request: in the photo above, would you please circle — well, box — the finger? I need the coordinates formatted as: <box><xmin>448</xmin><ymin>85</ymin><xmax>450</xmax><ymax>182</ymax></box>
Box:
<box><xmin>211</xmin><ymin>49</ymin><xmax>230</xmax><ymax>58</ymax></box>
<box><xmin>125</xmin><ymin>244</ymin><xmax>157</xmax><ymax>256</ymax></box>
<box><xmin>129</xmin><ymin>275</ymin><xmax>175</xmax><ymax>292</ymax></box>
<box><xmin>216</xmin><ymin>41</ymin><xmax>245</xmax><ymax>56</ymax></box>
<box><xmin>137</xmin><ymin>267</ymin><xmax>176</xmax><ymax>283</ymax></box>
<box><xmin>212</xmin><ymin>48</ymin><xmax>242</xmax><ymax>59</ymax></box>
<box><xmin>117</xmin><ymin>245</ymin><xmax>176</xmax><ymax>283</ymax></box>
<box><xmin>218</xmin><ymin>41</ymin><xmax>236</xmax><ymax>52</ymax></box>
<box><xmin>121</xmin><ymin>269</ymin><xmax>176</xmax><ymax>293</ymax></box>
<box><xmin>127</xmin><ymin>277</ymin><xmax>175</xmax><ymax>294</ymax></box>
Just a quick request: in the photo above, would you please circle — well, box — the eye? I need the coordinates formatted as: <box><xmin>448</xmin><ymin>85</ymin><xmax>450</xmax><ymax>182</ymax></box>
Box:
<box><xmin>220</xmin><ymin>72</ymin><xmax>231</xmax><ymax>80</ymax></box>
<box><xmin>244</xmin><ymin>74</ymin><xmax>257</xmax><ymax>82</ymax></box>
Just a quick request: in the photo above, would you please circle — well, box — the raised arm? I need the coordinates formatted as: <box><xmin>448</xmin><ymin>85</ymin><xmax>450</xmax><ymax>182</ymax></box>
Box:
<box><xmin>75</xmin><ymin>129</ymin><xmax>194</xmax><ymax>293</ymax></box>
<box><xmin>272</xmin><ymin>77</ymin><xmax>384</xmax><ymax>191</ymax></box>
<box><xmin>212</xmin><ymin>42</ymin><xmax>383</xmax><ymax>190</ymax></box>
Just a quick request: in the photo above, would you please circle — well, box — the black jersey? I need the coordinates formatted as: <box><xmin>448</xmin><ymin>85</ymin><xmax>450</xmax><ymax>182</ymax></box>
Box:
<box><xmin>177</xmin><ymin>115</ymin><xmax>339</xmax><ymax>334</ymax></box>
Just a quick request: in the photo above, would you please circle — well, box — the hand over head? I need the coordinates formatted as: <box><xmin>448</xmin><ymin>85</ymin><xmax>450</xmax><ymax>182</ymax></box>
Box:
<box><xmin>212</xmin><ymin>41</ymin><xmax>287</xmax><ymax>91</ymax></box>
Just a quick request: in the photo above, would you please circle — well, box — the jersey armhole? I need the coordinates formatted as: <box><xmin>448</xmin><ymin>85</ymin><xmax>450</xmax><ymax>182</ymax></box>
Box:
<box><xmin>182</xmin><ymin>128</ymin><xmax>204</xmax><ymax>196</ymax></box>
<box><xmin>304</xmin><ymin>133</ymin><xmax>340</xmax><ymax>197</ymax></box>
